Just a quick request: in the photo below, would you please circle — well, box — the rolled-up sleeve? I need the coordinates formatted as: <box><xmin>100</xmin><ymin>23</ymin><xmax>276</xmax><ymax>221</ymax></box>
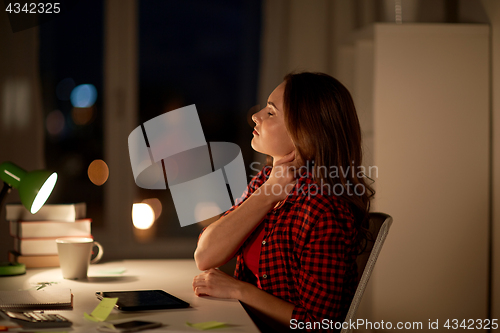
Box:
<box><xmin>198</xmin><ymin>167</ymin><xmax>270</xmax><ymax>236</ymax></box>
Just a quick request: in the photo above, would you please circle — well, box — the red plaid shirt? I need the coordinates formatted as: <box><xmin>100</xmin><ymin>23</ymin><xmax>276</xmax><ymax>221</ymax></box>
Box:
<box><xmin>224</xmin><ymin>167</ymin><xmax>358</xmax><ymax>327</ymax></box>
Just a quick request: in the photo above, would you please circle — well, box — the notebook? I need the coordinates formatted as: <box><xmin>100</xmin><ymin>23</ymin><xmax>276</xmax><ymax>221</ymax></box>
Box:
<box><xmin>0</xmin><ymin>288</ymin><xmax>73</xmax><ymax>310</ymax></box>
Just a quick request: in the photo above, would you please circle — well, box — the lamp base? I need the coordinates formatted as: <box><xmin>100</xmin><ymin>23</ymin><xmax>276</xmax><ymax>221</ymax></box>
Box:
<box><xmin>0</xmin><ymin>262</ymin><xmax>26</xmax><ymax>276</ymax></box>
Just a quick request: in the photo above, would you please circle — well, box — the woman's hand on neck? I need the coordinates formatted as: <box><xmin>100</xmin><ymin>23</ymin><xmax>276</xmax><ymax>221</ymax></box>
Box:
<box><xmin>254</xmin><ymin>151</ymin><xmax>300</xmax><ymax>204</ymax></box>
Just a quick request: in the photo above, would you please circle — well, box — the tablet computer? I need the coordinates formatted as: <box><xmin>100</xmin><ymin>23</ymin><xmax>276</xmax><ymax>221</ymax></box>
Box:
<box><xmin>95</xmin><ymin>290</ymin><xmax>190</xmax><ymax>311</ymax></box>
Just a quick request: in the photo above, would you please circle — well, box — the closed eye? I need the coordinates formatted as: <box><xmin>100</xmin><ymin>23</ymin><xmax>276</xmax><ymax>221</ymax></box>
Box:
<box><xmin>267</xmin><ymin>104</ymin><xmax>275</xmax><ymax>116</ymax></box>
<box><xmin>267</xmin><ymin>101</ymin><xmax>278</xmax><ymax>111</ymax></box>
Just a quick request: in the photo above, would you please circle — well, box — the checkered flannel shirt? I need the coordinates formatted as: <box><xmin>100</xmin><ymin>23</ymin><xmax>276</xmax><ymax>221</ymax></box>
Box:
<box><xmin>224</xmin><ymin>167</ymin><xmax>358</xmax><ymax>325</ymax></box>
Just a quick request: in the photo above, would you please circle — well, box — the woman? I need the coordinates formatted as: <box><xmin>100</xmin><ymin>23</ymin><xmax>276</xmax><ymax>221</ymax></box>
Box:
<box><xmin>193</xmin><ymin>72</ymin><xmax>374</xmax><ymax>331</ymax></box>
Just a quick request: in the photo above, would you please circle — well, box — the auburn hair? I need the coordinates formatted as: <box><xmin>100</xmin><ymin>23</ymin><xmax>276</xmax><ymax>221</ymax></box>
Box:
<box><xmin>282</xmin><ymin>72</ymin><xmax>375</xmax><ymax>251</ymax></box>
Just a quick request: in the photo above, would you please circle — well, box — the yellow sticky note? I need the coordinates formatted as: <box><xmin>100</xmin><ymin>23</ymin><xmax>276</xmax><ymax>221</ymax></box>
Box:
<box><xmin>186</xmin><ymin>321</ymin><xmax>227</xmax><ymax>330</ymax></box>
<box><xmin>84</xmin><ymin>312</ymin><xmax>100</xmax><ymax>322</ymax></box>
<box><xmin>84</xmin><ymin>297</ymin><xmax>118</xmax><ymax>322</ymax></box>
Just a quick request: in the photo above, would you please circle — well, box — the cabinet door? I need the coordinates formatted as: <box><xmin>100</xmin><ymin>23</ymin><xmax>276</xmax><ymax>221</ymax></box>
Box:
<box><xmin>371</xmin><ymin>24</ymin><xmax>489</xmax><ymax>325</ymax></box>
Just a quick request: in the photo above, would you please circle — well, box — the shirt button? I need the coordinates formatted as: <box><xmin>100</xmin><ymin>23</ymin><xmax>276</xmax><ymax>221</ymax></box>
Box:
<box><xmin>262</xmin><ymin>274</ymin><xmax>268</xmax><ymax>279</ymax></box>
<box><xmin>262</xmin><ymin>240</ymin><xmax>266</xmax><ymax>245</ymax></box>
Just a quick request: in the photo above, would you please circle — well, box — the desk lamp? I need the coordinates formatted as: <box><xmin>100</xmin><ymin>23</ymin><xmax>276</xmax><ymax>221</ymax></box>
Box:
<box><xmin>0</xmin><ymin>161</ymin><xmax>58</xmax><ymax>276</ymax></box>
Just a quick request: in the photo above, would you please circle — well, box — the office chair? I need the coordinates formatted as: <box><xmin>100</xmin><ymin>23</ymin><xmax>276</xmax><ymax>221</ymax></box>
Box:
<box><xmin>340</xmin><ymin>212</ymin><xmax>393</xmax><ymax>333</ymax></box>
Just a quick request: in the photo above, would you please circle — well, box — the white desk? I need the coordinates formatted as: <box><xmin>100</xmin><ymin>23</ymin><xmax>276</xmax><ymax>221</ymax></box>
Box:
<box><xmin>0</xmin><ymin>260</ymin><xmax>259</xmax><ymax>332</ymax></box>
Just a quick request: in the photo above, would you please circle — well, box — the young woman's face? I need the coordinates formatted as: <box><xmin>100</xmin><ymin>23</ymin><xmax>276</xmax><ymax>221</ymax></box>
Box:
<box><xmin>251</xmin><ymin>82</ymin><xmax>295</xmax><ymax>160</ymax></box>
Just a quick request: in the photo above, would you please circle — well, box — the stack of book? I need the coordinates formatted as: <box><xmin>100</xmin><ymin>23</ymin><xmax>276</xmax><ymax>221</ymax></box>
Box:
<box><xmin>7</xmin><ymin>203</ymin><xmax>90</xmax><ymax>268</ymax></box>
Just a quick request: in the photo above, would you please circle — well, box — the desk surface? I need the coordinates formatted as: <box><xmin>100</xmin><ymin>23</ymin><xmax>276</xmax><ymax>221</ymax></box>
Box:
<box><xmin>0</xmin><ymin>260</ymin><xmax>259</xmax><ymax>332</ymax></box>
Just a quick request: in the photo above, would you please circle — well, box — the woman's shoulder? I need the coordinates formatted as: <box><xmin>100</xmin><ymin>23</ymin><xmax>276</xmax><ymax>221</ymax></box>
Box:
<box><xmin>290</xmin><ymin>177</ymin><xmax>356</xmax><ymax>227</ymax></box>
<box><xmin>295</xmin><ymin>176</ymin><xmax>352</xmax><ymax>208</ymax></box>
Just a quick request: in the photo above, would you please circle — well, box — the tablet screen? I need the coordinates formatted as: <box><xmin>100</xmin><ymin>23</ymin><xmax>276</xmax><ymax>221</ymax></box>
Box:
<box><xmin>100</xmin><ymin>290</ymin><xmax>189</xmax><ymax>311</ymax></box>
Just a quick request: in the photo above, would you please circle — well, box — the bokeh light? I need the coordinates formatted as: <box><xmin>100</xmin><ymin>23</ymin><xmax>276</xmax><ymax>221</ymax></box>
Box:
<box><xmin>87</xmin><ymin>159</ymin><xmax>109</xmax><ymax>186</ymax></box>
<box><xmin>70</xmin><ymin>84</ymin><xmax>97</xmax><ymax>108</ymax></box>
<box><xmin>142</xmin><ymin>198</ymin><xmax>162</xmax><ymax>221</ymax></box>
<box><xmin>56</xmin><ymin>78</ymin><xmax>76</xmax><ymax>101</ymax></box>
<box><xmin>46</xmin><ymin>110</ymin><xmax>65</xmax><ymax>136</ymax></box>
<box><xmin>132</xmin><ymin>203</ymin><xmax>155</xmax><ymax>230</ymax></box>
<box><xmin>72</xmin><ymin>107</ymin><xmax>94</xmax><ymax>125</ymax></box>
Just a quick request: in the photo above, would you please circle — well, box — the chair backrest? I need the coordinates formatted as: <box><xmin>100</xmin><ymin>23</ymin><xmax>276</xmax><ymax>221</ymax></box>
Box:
<box><xmin>340</xmin><ymin>212</ymin><xmax>393</xmax><ymax>333</ymax></box>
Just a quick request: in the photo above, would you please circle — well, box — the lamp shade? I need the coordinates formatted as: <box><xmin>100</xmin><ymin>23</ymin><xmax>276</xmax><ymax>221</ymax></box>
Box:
<box><xmin>0</xmin><ymin>162</ymin><xmax>58</xmax><ymax>214</ymax></box>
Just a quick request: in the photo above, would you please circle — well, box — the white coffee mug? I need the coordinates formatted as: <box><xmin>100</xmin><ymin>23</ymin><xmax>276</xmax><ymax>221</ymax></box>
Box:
<box><xmin>56</xmin><ymin>237</ymin><xmax>103</xmax><ymax>280</ymax></box>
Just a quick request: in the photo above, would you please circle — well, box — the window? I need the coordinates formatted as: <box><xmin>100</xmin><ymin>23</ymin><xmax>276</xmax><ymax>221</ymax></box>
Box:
<box><xmin>39</xmin><ymin>0</ymin><xmax>261</xmax><ymax>258</ymax></box>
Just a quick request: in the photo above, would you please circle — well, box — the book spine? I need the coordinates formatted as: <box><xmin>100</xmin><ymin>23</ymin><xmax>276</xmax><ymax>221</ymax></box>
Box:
<box><xmin>14</xmin><ymin>236</ymin><xmax>92</xmax><ymax>255</ymax></box>
<box><xmin>5</xmin><ymin>203</ymin><xmax>87</xmax><ymax>222</ymax></box>
<box><xmin>9</xmin><ymin>220</ymin><xmax>92</xmax><ymax>238</ymax></box>
<box><xmin>9</xmin><ymin>251</ymin><xmax>60</xmax><ymax>268</ymax></box>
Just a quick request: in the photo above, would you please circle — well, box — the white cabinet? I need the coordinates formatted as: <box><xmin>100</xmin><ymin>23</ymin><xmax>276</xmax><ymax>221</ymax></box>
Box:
<box><xmin>338</xmin><ymin>23</ymin><xmax>490</xmax><ymax>329</ymax></box>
